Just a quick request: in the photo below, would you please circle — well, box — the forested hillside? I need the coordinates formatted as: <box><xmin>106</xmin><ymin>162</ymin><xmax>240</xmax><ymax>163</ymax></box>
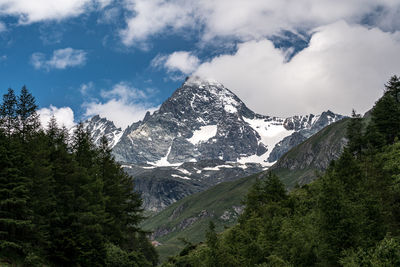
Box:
<box><xmin>0</xmin><ymin>87</ymin><xmax>158</xmax><ymax>266</ymax></box>
<box><xmin>163</xmin><ymin>76</ymin><xmax>400</xmax><ymax>266</ymax></box>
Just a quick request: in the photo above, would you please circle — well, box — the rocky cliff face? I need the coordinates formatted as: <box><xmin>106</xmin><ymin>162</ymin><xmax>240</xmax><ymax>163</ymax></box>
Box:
<box><xmin>270</xmin><ymin>118</ymin><xmax>349</xmax><ymax>186</ymax></box>
<box><xmin>82</xmin><ymin>76</ymin><xmax>345</xmax><ymax>211</ymax></box>
<box><xmin>78</xmin><ymin>115</ymin><xmax>123</xmax><ymax>148</ymax></box>
<box><xmin>112</xmin><ymin>77</ymin><xmax>267</xmax><ymax>165</ymax></box>
<box><xmin>268</xmin><ymin>110</ymin><xmax>345</xmax><ymax>162</ymax></box>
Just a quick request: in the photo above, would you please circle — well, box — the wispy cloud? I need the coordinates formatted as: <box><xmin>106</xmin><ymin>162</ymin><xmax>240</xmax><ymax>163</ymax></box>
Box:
<box><xmin>31</xmin><ymin>48</ymin><xmax>87</xmax><ymax>71</ymax></box>
<box><xmin>38</xmin><ymin>23</ymin><xmax>65</xmax><ymax>45</ymax></box>
<box><xmin>151</xmin><ymin>51</ymin><xmax>200</xmax><ymax>75</ymax></box>
<box><xmin>80</xmin><ymin>81</ymin><xmax>95</xmax><ymax>95</ymax></box>
<box><xmin>83</xmin><ymin>82</ymin><xmax>159</xmax><ymax>129</ymax></box>
<box><xmin>0</xmin><ymin>0</ymin><xmax>111</xmax><ymax>24</ymax></box>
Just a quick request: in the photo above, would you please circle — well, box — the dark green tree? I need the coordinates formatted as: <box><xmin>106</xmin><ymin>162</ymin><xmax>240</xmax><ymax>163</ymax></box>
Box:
<box><xmin>16</xmin><ymin>86</ymin><xmax>40</xmax><ymax>140</ymax></box>
<box><xmin>0</xmin><ymin>88</ymin><xmax>18</xmax><ymax>137</ymax></box>
<box><xmin>347</xmin><ymin>110</ymin><xmax>364</xmax><ymax>157</ymax></box>
<box><xmin>370</xmin><ymin>75</ymin><xmax>400</xmax><ymax>146</ymax></box>
<box><xmin>0</xmin><ymin>127</ymin><xmax>33</xmax><ymax>261</ymax></box>
<box><xmin>205</xmin><ymin>221</ymin><xmax>218</xmax><ymax>267</ymax></box>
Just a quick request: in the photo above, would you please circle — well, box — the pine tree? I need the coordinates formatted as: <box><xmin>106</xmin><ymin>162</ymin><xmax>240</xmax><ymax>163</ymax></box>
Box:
<box><xmin>99</xmin><ymin>135</ymin><xmax>144</xmax><ymax>239</ymax></box>
<box><xmin>205</xmin><ymin>221</ymin><xmax>218</xmax><ymax>267</ymax></box>
<box><xmin>74</xmin><ymin>124</ymin><xmax>107</xmax><ymax>265</ymax></box>
<box><xmin>0</xmin><ymin>88</ymin><xmax>18</xmax><ymax>138</ymax></box>
<box><xmin>370</xmin><ymin>75</ymin><xmax>400</xmax><ymax>146</ymax></box>
<box><xmin>317</xmin><ymin>149</ymin><xmax>366</xmax><ymax>265</ymax></box>
<box><xmin>16</xmin><ymin>86</ymin><xmax>40</xmax><ymax>140</ymax></box>
<box><xmin>99</xmin><ymin>135</ymin><xmax>127</xmax><ymax>245</ymax></box>
<box><xmin>46</xmin><ymin>120</ymin><xmax>78</xmax><ymax>265</ymax></box>
<box><xmin>0</xmin><ymin>128</ymin><xmax>33</xmax><ymax>261</ymax></box>
<box><xmin>347</xmin><ymin>110</ymin><xmax>364</xmax><ymax>157</ymax></box>
<box><xmin>28</xmin><ymin>131</ymin><xmax>55</xmax><ymax>259</ymax></box>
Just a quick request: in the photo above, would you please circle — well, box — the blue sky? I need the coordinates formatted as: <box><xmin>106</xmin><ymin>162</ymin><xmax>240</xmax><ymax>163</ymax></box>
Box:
<box><xmin>1</xmin><ymin>0</ymin><xmax>400</xmax><ymax>129</ymax></box>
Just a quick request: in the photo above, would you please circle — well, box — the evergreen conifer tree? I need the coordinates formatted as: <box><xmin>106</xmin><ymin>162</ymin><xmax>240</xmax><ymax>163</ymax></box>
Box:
<box><xmin>0</xmin><ymin>119</ymin><xmax>33</xmax><ymax>261</ymax></box>
<box><xmin>347</xmin><ymin>110</ymin><xmax>364</xmax><ymax>157</ymax></box>
<box><xmin>0</xmin><ymin>88</ymin><xmax>18</xmax><ymax>138</ymax></box>
<box><xmin>370</xmin><ymin>75</ymin><xmax>400</xmax><ymax>145</ymax></box>
<box><xmin>16</xmin><ymin>86</ymin><xmax>40</xmax><ymax>140</ymax></box>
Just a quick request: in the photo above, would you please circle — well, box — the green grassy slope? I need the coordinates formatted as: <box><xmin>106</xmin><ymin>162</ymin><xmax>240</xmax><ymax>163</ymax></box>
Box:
<box><xmin>271</xmin><ymin>118</ymin><xmax>349</xmax><ymax>188</ymax></box>
<box><xmin>143</xmin><ymin>173</ymin><xmax>259</xmax><ymax>261</ymax></box>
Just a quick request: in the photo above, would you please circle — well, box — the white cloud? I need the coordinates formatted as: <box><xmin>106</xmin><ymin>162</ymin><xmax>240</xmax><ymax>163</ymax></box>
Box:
<box><xmin>100</xmin><ymin>82</ymin><xmax>149</xmax><ymax>100</ymax></box>
<box><xmin>38</xmin><ymin>105</ymin><xmax>75</xmax><ymax>129</ymax></box>
<box><xmin>83</xmin><ymin>82</ymin><xmax>158</xmax><ymax>129</ymax></box>
<box><xmin>31</xmin><ymin>48</ymin><xmax>87</xmax><ymax>70</ymax></box>
<box><xmin>120</xmin><ymin>0</ymin><xmax>400</xmax><ymax>46</ymax></box>
<box><xmin>0</xmin><ymin>0</ymin><xmax>111</xmax><ymax>24</ymax></box>
<box><xmin>194</xmin><ymin>22</ymin><xmax>400</xmax><ymax>117</ymax></box>
<box><xmin>120</xmin><ymin>0</ymin><xmax>193</xmax><ymax>46</ymax></box>
<box><xmin>151</xmin><ymin>51</ymin><xmax>200</xmax><ymax>74</ymax></box>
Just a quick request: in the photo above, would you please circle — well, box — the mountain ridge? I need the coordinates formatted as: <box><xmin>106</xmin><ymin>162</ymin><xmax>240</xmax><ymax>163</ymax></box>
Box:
<box><xmin>80</xmin><ymin>77</ymin><xmax>345</xmax><ymax>211</ymax></box>
<box><xmin>84</xmin><ymin>77</ymin><xmax>345</xmax><ymax>167</ymax></box>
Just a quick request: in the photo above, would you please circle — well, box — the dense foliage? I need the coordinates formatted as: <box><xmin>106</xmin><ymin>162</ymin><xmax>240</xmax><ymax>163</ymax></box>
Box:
<box><xmin>0</xmin><ymin>87</ymin><xmax>158</xmax><ymax>266</ymax></box>
<box><xmin>164</xmin><ymin>76</ymin><xmax>400</xmax><ymax>266</ymax></box>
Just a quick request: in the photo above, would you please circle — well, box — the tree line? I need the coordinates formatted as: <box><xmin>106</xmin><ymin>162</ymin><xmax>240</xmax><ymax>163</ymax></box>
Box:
<box><xmin>0</xmin><ymin>87</ymin><xmax>158</xmax><ymax>266</ymax></box>
<box><xmin>164</xmin><ymin>76</ymin><xmax>400</xmax><ymax>266</ymax></box>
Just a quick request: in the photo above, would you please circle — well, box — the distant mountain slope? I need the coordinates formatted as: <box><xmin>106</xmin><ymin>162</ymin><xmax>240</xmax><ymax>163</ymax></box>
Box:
<box><xmin>124</xmin><ymin>160</ymin><xmax>263</xmax><ymax>211</ymax></box>
<box><xmin>142</xmin><ymin>118</ymin><xmax>350</xmax><ymax>261</ymax></box>
<box><xmin>143</xmin><ymin>174</ymin><xmax>260</xmax><ymax>262</ymax></box>
<box><xmin>270</xmin><ymin>117</ymin><xmax>349</xmax><ymax>188</ymax></box>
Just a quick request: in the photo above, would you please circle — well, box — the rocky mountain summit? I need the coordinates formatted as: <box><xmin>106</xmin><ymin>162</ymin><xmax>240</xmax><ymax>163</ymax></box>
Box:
<box><xmin>89</xmin><ymin>77</ymin><xmax>344</xmax><ymax>166</ymax></box>
<box><xmin>82</xmin><ymin>115</ymin><xmax>123</xmax><ymax>148</ymax></box>
<box><xmin>82</xmin><ymin>76</ymin><xmax>345</xmax><ymax>211</ymax></box>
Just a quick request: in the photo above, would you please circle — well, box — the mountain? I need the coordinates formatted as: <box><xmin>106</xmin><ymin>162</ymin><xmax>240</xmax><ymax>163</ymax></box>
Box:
<box><xmin>142</xmin><ymin>118</ymin><xmax>350</xmax><ymax>261</ymax></box>
<box><xmin>82</xmin><ymin>76</ymin><xmax>345</xmax><ymax>211</ymax></box>
<box><xmin>80</xmin><ymin>115</ymin><xmax>123</xmax><ymax>148</ymax></box>
<box><xmin>270</xmin><ymin>117</ymin><xmax>349</xmax><ymax>187</ymax></box>
<box><xmin>123</xmin><ymin>160</ymin><xmax>263</xmax><ymax>211</ymax></box>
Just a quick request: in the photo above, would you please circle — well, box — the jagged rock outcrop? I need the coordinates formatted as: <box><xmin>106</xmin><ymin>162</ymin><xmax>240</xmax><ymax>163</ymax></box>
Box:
<box><xmin>270</xmin><ymin>118</ymin><xmax>349</xmax><ymax>185</ymax></box>
<box><xmin>268</xmin><ymin>111</ymin><xmax>345</xmax><ymax>162</ymax></box>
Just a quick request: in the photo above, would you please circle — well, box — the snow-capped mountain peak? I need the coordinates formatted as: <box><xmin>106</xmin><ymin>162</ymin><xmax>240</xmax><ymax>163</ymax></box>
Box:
<box><xmin>83</xmin><ymin>77</ymin><xmax>345</xmax><ymax>169</ymax></box>
<box><xmin>81</xmin><ymin>115</ymin><xmax>123</xmax><ymax>148</ymax></box>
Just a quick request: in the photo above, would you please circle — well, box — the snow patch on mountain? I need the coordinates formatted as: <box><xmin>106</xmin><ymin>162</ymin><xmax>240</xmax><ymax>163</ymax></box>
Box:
<box><xmin>171</xmin><ymin>174</ymin><xmax>191</xmax><ymax>180</ymax></box>
<box><xmin>151</xmin><ymin>146</ymin><xmax>182</xmax><ymax>167</ymax></box>
<box><xmin>224</xmin><ymin>104</ymin><xmax>237</xmax><ymax>113</ymax></box>
<box><xmin>188</xmin><ymin>125</ymin><xmax>218</xmax><ymax>145</ymax></box>
<box><xmin>242</xmin><ymin>116</ymin><xmax>295</xmax><ymax>165</ymax></box>
<box><xmin>202</xmin><ymin>164</ymin><xmax>235</xmax><ymax>171</ymax></box>
<box><xmin>237</xmin><ymin>153</ymin><xmax>271</xmax><ymax>167</ymax></box>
